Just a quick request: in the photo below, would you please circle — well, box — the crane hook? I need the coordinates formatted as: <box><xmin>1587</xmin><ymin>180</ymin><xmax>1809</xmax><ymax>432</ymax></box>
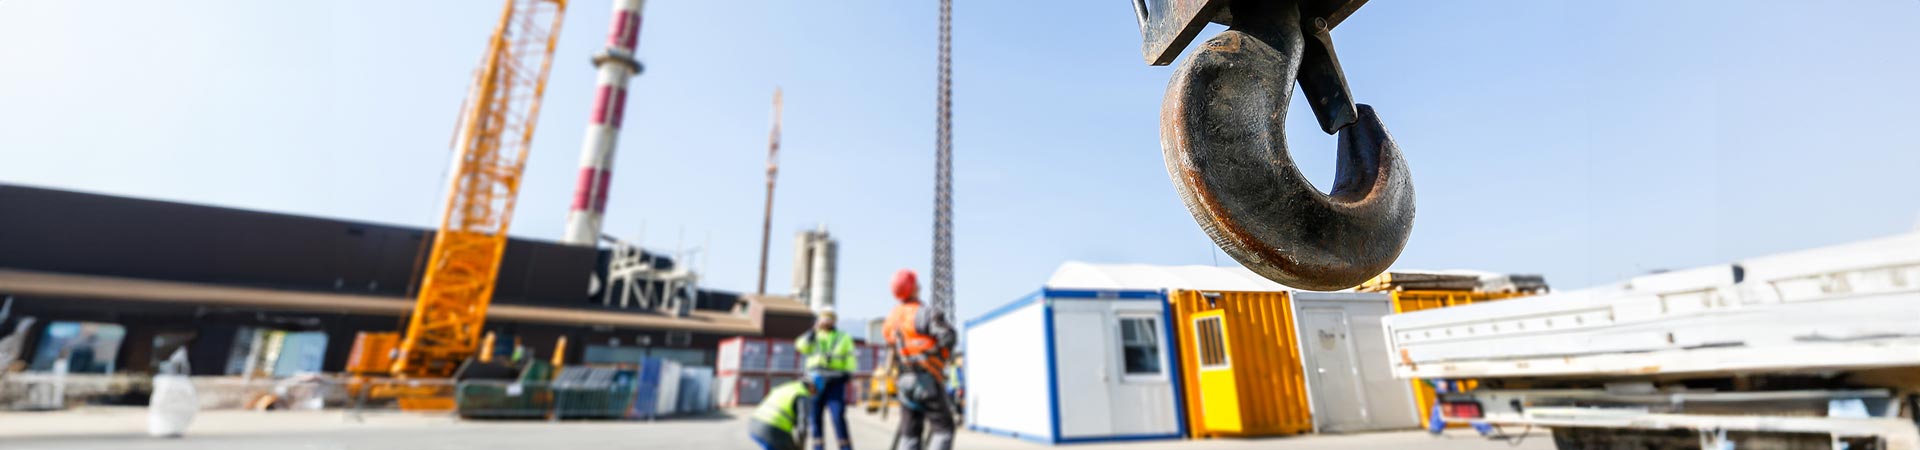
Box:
<box><xmin>1156</xmin><ymin>0</ymin><xmax>1413</xmax><ymax>290</ymax></box>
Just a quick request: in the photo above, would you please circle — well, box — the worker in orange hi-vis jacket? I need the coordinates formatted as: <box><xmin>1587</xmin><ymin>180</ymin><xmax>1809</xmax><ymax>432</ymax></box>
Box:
<box><xmin>880</xmin><ymin>269</ymin><xmax>955</xmax><ymax>450</ymax></box>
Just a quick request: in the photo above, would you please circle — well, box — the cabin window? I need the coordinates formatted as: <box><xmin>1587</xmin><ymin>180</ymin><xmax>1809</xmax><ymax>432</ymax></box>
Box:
<box><xmin>29</xmin><ymin>321</ymin><xmax>126</xmax><ymax>374</ymax></box>
<box><xmin>1118</xmin><ymin>316</ymin><xmax>1163</xmax><ymax>376</ymax></box>
<box><xmin>1194</xmin><ymin>316</ymin><xmax>1229</xmax><ymax>369</ymax></box>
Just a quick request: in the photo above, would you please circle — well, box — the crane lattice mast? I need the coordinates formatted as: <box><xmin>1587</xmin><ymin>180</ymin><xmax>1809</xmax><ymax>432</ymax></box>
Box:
<box><xmin>393</xmin><ymin>0</ymin><xmax>567</xmax><ymax>378</ymax></box>
<box><xmin>931</xmin><ymin>0</ymin><xmax>955</xmax><ymax>322</ymax></box>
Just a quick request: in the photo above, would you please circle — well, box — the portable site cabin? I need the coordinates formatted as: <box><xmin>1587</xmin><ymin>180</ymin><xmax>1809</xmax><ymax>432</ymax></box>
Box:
<box><xmin>964</xmin><ymin>262</ymin><xmax>1421</xmax><ymax>444</ymax></box>
<box><xmin>1166</xmin><ymin>289</ymin><xmax>1420</xmax><ymax>437</ymax></box>
<box><xmin>962</xmin><ymin>265</ymin><xmax>1195</xmax><ymax>444</ymax></box>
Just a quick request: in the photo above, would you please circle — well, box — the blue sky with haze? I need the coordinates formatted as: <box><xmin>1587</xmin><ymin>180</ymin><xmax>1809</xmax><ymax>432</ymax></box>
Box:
<box><xmin>3</xmin><ymin>1</ymin><xmax>1918</xmax><ymax>326</ymax></box>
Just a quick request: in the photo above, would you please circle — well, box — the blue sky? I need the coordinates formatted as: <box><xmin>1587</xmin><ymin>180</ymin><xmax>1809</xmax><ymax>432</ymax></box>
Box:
<box><xmin>3</xmin><ymin>1</ymin><xmax>1918</xmax><ymax>326</ymax></box>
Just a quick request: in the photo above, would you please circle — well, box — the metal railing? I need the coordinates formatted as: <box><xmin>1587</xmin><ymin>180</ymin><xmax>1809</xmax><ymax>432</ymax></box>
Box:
<box><xmin>346</xmin><ymin>377</ymin><xmax>460</xmax><ymax>420</ymax></box>
<box><xmin>0</xmin><ymin>373</ymin><xmax>350</xmax><ymax>411</ymax></box>
<box><xmin>449</xmin><ymin>380</ymin><xmax>638</xmax><ymax>421</ymax></box>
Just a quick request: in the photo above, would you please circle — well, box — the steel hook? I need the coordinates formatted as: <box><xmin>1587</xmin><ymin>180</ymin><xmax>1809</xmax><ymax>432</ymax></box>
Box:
<box><xmin>1158</xmin><ymin>0</ymin><xmax>1413</xmax><ymax>290</ymax></box>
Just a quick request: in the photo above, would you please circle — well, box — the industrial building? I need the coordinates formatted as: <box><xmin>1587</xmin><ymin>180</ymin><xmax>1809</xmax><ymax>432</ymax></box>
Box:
<box><xmin>0</xmin><ymin>183</ymin><xmax>815</xmax><ymax>378</ymax></box>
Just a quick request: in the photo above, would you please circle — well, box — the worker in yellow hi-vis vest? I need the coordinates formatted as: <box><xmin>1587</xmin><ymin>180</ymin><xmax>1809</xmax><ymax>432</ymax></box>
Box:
<box><xmin>750</xmin><ymin>379</ymin><xmax>815</xmax><ymax>450</ymax></box>
<box><xmin>795</xmin><ymin>309</ymin><xmax>856</xmax><ymax>450</ymax></box>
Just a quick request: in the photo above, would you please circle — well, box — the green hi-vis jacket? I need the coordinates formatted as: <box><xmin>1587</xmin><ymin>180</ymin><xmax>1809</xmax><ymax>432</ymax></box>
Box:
<box><xmin>795</xmin><ymin>329</ymin><xmax>856</xmax><ymax>373</ymax></box>
<box><xmin>754</xmin><ymin>381</ymin><xmax>811</xmax><ymax>431</ymax></box>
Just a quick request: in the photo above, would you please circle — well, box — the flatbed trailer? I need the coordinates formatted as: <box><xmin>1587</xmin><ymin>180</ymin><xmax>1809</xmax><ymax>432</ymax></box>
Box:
<box><xmin>1383</xmin><ymin>232</ymin><xmax>1920</xmax><ymax>449</ymax></box>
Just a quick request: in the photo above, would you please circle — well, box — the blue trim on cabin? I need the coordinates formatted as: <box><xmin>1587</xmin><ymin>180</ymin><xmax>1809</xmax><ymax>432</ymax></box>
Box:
<box><xmin>964</xmin><ymin>289</ymin><xmax>1045</xmax><ymax>329</ymax></box>
<box><xmin>956</xmin><ymin>313</ymin><xmax>960</xmax><ymax>428</ymax></box>
<box><xmin>974</xmin><ymin>287</ymin><xmax>1188</xmax><ymax>445</ymax></box>
<box><xmin>1040</xmin><ymin>288</ymin><xmax>1162</xmax><ymax>300</ymax></box>
<box><xmin>1157</xmin><ymin>289</ymin><xmax>1190</xmax><ymax>439</ymax></box>
<box><xmin>1055</xmin><ymin>433</ymin><xmax>1185</xmax><ymax>444</ymax></box>
<box><xmin>968</xmin><ymin>424</ymin><xmax>1055</xmax><ymax>444</ymax></box>
<box><xmin>1043</xmin><ymin>296</ymin><xmax>1063</xmax><ymax>443</ymax></box>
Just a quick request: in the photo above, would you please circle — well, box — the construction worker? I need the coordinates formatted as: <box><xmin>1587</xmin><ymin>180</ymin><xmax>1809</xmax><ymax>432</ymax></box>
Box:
<box><xmin>795</xmin><ymin>308</ymin><xmax>857</xmax><ymax>450</ymax></box>
<box><xmin>944</xmin><ymin>354</ymin><xmax>964</xmax><ymax>417</ymax></box>
<box><xmin>880</xmin><ymin>269</ymin><xmax>956</xmax><ymax>450</ymax></box>
<box><xmin>750</xmin><ymin>379</ymin><xmax>815</xmax><ymax>450</ymax></box>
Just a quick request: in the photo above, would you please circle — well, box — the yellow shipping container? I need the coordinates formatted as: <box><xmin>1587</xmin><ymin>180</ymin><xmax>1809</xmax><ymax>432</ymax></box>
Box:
<box><xmin>1167</xmin><ymin>290</ymin><xmax>1313</xmax><ymax>439</ymax></box>
<box><xmin>1388</xmin><ymin>290</ymin><xmax>1531</xmax><ymax>429</ymax></box>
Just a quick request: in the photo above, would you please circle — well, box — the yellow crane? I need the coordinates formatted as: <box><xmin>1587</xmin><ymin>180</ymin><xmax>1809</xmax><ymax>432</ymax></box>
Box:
<box><xmin>347</xmin><ymin>0</ymin><xmax>566</xmax><ymax>407</ymax></box>
<box><xmin>392</xmin><ymin>0</ymin><xmax>567</xmax><ymax>379</ymax></box>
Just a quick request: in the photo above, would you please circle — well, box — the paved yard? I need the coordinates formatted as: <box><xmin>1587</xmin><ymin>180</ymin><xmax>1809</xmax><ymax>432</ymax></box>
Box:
<box><xmin>0</xmin><ymin>407</ymin><xmax>1553</xmax><ymax>450</ymax></box>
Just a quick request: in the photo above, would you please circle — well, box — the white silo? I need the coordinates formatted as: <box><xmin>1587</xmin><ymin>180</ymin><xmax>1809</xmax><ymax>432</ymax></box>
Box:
<box><xmin>792</xmin><ymin>226</ymin><xmax>838</xmax><ymax>312</ymax></box>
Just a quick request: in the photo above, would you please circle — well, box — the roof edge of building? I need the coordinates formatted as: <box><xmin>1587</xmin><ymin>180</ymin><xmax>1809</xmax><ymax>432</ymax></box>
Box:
<box><xmin>0</xmin><ymin>269</ymin><xmax>759</xmax><ymax>335</ymax></box>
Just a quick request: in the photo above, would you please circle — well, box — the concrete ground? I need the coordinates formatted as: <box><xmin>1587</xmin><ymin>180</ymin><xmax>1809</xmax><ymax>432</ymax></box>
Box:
<box><xmin>0</xmin><ymin>407</ymin><xmax>1554</xmax><ymax>450</ymax></box>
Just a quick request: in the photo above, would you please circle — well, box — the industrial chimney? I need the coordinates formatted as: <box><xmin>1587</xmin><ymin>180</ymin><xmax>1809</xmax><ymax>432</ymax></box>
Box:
<box><xmin>563</xmin><ymin>0</ymin><xmax>646</xmax><ymax>246</ymax></box>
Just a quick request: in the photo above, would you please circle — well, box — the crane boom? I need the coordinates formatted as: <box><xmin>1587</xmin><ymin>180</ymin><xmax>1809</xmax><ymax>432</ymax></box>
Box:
<box><xmin>393</xmin><ymin>0</ymin><xmax>568</xmax><ymax>378</ymax></box>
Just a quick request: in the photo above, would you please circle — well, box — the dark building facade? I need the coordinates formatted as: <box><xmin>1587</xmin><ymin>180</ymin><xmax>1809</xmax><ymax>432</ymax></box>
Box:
<box><xmin>0</xmin><ymin>184</ymin><xmax>813</xmax><ymax>376</ymax></box>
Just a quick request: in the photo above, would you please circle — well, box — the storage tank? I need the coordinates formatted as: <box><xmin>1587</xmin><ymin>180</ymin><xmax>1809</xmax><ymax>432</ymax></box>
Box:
<box><xmin>790</xmin><ymin>226</ymin><xmax>837</xmax><ymax>312</ymax></box>
<box><xmin>807</xmin><ymin>237</ymin><xmax>836</xmax><ymax>312</ymax></box>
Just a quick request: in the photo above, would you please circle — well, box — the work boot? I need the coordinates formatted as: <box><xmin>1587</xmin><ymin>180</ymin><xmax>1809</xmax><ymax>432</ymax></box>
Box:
<box><xmin>926</xmin><ymin>434</ymin><xmax>952</xmax><ymax>450</ymax></box>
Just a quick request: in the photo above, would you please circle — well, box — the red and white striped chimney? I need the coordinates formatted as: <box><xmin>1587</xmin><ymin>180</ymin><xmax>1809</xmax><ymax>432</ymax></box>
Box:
<box><xmin>564</xmin><ymin>0</ymin><xmax>646</xmax><ymax>246</ymax></box>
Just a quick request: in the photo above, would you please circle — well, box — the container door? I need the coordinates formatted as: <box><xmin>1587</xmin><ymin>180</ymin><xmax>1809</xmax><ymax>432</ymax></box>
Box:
<box><xmin>1191</xmin><ymin>311</ymin><xmax>1243</xmax><ymax>433</ymax></box>
<box><xmin>1051</xmin><ymin>306</ymin><xmax>1114</xmax><ymax>438</ymax></box>
<box><xmin>1107</xmin><ymin>307</ymin><xmax>1177</xmax><ymax>436</ymax></box>
<box><xmin>1299</xmin><ymin>308</ymin><xmax>1370</xmax><ymax>432</ymax></box>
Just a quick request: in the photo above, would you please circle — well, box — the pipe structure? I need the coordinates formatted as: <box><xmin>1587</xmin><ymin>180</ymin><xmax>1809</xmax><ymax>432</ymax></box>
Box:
<box><xmin>562</xmin><ymin>0</ymin><xmax>647</xmax><ymax>246</ymax></box>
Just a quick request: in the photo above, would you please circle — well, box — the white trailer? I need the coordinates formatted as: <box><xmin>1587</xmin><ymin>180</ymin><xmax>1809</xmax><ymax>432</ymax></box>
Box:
<box><xmin>1383</xmin><ymin>232</ymin><xmax>1920</xmax><ymax>449</ymax></box>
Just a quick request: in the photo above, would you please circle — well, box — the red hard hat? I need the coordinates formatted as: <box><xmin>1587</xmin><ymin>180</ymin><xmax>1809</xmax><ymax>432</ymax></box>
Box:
<box><xmin>891</xmin><ymin>269</ymin><xmax>919</xmax><ymax>301</ymax></box>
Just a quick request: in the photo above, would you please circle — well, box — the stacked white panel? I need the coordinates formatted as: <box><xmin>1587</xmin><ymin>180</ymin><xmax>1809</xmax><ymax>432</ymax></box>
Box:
<box><xmin>655</xmin><ymin>359</ymin><xmax>682</xmax><ymax>416</ymax></box>
<box><xmin>679</xmin><ymin>366</ymin><xmax>714</xmax><ymax>414</ymax></box>
<box><xmin>1385</xmin><ymin>232</ymin><xmax>1920</xmax><ymax>378</ymax></box>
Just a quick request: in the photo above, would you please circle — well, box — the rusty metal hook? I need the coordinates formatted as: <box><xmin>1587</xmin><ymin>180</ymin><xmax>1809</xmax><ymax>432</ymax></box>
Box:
<box><xmin>1150</xmin><ymin>0</ymin><xmax>1413</xmax><ymax>290</ymax></box>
